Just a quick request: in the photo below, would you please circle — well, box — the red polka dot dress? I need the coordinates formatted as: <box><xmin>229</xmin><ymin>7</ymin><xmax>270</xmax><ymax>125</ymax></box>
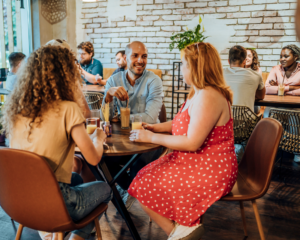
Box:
<box><xmin>128</xmin><ymin>101</ymin><xmax>238</xmax><ymax>227</ymax></box>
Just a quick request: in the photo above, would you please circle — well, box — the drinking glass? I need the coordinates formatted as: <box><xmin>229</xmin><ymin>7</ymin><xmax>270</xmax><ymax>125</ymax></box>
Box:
<box><xmin>132</xmin><ymin>115</ymin><xmax>143</xmax><ymax>130</ymax></box>
<box><xmin>278</xmin><ymin>84</ymin><xmax>285</xmax><ymax>96</ymax></box>
<box><xmin>90</xmin><ymin>109</ymin><xmax>101</xmax><ymax>127</ymax></box>
<box><xmin>120</xmin><ymin>107</ymin><xmax>130</xmax><ymax>129</ymax></box>
<box><xmin>86</xmin><ymin>118</ymin><xmax>97</xmax><ymax>134</ymax></box>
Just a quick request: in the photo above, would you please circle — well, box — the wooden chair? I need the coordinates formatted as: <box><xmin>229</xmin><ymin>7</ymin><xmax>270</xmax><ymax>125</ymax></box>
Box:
<box><xmin>232</xmin><ymin>105</ymin><xmax>262</xmax><ymax>144</ymax></box>
<box><xmin>220</xmin><ymin>118</ymin><xmax>283</xmax><ymax>240</ymax></box>
<box><xmin>262</xmin><ymin>72</ymin><xmax>269</xmax><ymax>84</ymax></box>
<box><xmin>0</xmin><ymin>148</ymin><xmax>108</xmax><ymax>240</ymax></box>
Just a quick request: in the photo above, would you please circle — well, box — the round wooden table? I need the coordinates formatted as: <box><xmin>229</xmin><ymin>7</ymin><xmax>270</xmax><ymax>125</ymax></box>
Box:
<box><xmin>75</xmin><ymin>122</ymin><xmax>165</xmax><ymax>240</ymax></box>
<box><xmin>76</xmin><ymin>122</ymin><xmax>163</xmax><ymax>156</ymax></box>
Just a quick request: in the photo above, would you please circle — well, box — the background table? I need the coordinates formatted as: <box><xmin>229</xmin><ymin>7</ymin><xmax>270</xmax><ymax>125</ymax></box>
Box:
<box><xmin>76</xmin><ymin>122</ymin><xmax>164</xmax><ymax>240</ymax></box>
<box><xmin>255</xmin><ymin>95</ymin><xmax>300</xmax><ymax>108</ymax></box>
<box><xmin>86</xmin><ymin>85</ymin><xmax>105</xmax><ymax>93</ymax></box>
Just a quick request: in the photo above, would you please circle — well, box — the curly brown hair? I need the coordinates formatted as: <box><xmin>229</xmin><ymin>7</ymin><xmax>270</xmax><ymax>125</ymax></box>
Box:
<box><xmin>1</xmin><ymin>45</ymin><xmax>82</xmax><ymax>139</ymax></box>
<box><xmin>77</xmin><ymin>41</ymin><xmax>94</xmax><ymax>57</ymax></box>
<box><xmin>246</xmin><ymin>48</ymin><xmax>260</xmax><ymax>71</ymax></box>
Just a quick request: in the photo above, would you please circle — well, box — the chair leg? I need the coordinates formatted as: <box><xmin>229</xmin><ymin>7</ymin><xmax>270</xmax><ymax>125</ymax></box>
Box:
<box><xmin>94</xmin><ymin>218</ymin><xmax>102</xmax><ymax>240</ymax></box>
<box><xmin>15</xmin><ymin>224</ymin><xmax>23</xmax><ymax>240</ymax></box>
<box><xmin>239</xmin><ymin>201</ymin><xmax>248</xmax><ymax>237</ymax></box>
<box><xmin>57</xmin><ymin>232</ymin><xmax>64</xmax><ymax>240</ymax></box>
<box><xmin>251</xmin><ymin>200</ymin><xmax>265</xmax><ymax>240</ymax></box>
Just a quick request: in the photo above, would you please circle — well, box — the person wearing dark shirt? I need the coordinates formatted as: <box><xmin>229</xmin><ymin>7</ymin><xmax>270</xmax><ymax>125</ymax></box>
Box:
<box><xmin>112</xmin><ymin>50</ymin><xmax>127</xmax><ymax>75</ymax></box>
<box><xmin>77</xmin><ymin>41</ymin><xmax>106</xmax><ymax>85</ymax></box>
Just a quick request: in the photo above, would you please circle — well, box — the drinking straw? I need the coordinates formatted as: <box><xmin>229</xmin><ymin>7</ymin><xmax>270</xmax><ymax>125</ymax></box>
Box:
<box><xmin>126</xmin><ymin>90</ymin><xmax>129</xmax><ymax>108</ymax></box>
<box><xmin>101</xmin><ymin>103</ymin><xmax>110</xmax><ymax>122</ymax></box>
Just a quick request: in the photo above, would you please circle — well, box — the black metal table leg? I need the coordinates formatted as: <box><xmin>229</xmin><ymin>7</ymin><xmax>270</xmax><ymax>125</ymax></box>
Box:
<box><xmin>83</xmin><ymin>153</ymin><xmax>142</xmax><ymax>240</ymax></box>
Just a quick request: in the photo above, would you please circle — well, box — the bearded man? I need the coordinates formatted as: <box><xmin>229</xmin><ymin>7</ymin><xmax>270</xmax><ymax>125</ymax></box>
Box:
<box><xmin>102</xmin><ymin>41</ymin><xmax>163</xmax><ymax>209</ymax></box>
<box><xmin>77</xmin><ymin>41</ymin><xmax>106</xmax><ymax>85</ymax></box>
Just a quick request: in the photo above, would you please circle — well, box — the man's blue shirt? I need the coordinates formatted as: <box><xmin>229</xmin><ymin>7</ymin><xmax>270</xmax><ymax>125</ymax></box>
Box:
<box><xmin>80</xmin><ymin>58</ymin><xmax>103</xmax><ymax>85</ymax></box>
<box><xmin>103</xmin><ymin>70</ymin><xmax>163</xmax><ymax>124</ymax></box>
<box><xmin>112</xmin><ymin>67</ymin><xmax>125</xmax><ymax>76</ymax></box>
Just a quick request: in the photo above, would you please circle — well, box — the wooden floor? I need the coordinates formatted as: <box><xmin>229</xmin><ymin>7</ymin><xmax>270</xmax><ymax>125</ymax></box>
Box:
<box><xmin>1</xmin><ymin>151</ymin><xmax>300</xmax><ymax>240</ymax></box>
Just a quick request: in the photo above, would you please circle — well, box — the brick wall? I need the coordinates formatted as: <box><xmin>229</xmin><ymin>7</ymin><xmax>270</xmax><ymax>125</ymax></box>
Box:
<box><xmin>77</xmin><ymin>0</ymin><xmax>298</xmax><ymax>119</ymax></box>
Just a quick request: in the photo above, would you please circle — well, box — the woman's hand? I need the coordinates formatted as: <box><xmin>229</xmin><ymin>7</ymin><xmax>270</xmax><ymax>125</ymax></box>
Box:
<box><xmin>269</xmin><ymin>80</ymin><xmax>278</xmax><ymax>86</ymax></box>
<box><xmin>142</xmin><ymin>122</ymin><xmax>155</xmax><ymax>132</ymax></box>
<box><xmin>90</xmin><ymin>128</ymin><xmax>107</xmax><ymax>143</ymax></box>
<box><xmin>130</xmin><ymin>129</ymin><xmax>154</xmax><ymax>143</ymax></box>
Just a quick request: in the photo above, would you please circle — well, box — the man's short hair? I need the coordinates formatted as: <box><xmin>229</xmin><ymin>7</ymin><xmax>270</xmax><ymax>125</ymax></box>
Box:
<box><xmin>229</xmin><ymin>45</ymin><xmax>247</xmax><ymax>64</ymax></box>
<box><xmin>77</xmin><ymin>41</ymin><xmax>94</xmax><ymax>57</ymax></box>
<box><xmin>116</xmin><ymin>50</ymin><xmax>125</xmax><ymax>56</ymax></box>
<box><xmin>8</xmin><ymin>52</ymin><xmax>26</xmax><ymax>68</ymax></box>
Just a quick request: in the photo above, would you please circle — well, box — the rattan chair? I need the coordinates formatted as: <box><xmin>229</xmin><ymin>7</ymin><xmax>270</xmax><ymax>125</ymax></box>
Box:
<box><xmin>84</xmin><ymin>92</ymin><xmax>104</xmax><ymax>110</ymax></box>
<box><xmin>232</xmin><ymin>105</ymin><xmax>262</xmax><ymax>144</ymax></box>
<box><xmin>269</xmin><ymin>108</ymin><xmax>300</xmax><ymax>153</ymax></box>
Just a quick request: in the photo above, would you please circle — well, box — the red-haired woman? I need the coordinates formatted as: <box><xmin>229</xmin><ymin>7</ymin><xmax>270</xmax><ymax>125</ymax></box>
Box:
<box><xmin>245</xmin><ymin>48</ymin><xmax>262</xmax><ymax>75</ymax></box>
<box><xmin>128</xmin><ymin>43</ymin><xmax>238</xmax><ymax>240</ymax></box>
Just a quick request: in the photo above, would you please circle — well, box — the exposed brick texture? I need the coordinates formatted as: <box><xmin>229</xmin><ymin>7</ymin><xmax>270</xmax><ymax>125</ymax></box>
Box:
<box><xmin>79</xmin><ymin>0</ymin><xmax>298</xmax><ymax>119</ymax></box>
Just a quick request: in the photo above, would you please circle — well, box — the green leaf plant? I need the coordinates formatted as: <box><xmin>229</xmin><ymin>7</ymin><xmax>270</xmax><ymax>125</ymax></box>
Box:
<box><xmin>169</xmin><ymin>15</ymin><xmax>208</xmax><ymax>52</ymax></box>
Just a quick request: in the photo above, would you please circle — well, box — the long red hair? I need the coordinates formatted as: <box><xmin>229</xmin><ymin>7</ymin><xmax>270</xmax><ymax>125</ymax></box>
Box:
<box><xmin>183</xmin><ymin>42</ymin><xmax>233</xmax><ymax>104</ymax></box>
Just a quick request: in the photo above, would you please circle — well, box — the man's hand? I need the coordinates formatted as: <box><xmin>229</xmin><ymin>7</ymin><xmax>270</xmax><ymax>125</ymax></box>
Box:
<box><xmin>105</xmin><ymin>86</ymin><xmax>129</xmax><ymax>103</ymax></box>
<box><xmin>95</xmin><ymin>74</ymin><xmax>107</xmax><ymax>85</ymax></box>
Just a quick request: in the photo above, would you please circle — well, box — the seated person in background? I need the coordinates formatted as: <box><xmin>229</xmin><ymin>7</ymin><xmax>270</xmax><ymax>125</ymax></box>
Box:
<box><xmin>6</xmin><ymin>52</ymin><xmax>26</xmax><ymax>91</ymax></box>
<box><xmin>102</xmin><ymin>41</ymin><xmax>163</xmax><ymax>208</ymax></box>
<box><xmin>265</xmin><ymin>44</ymin><xmax>300</xmax><ymax>163</ymax></box>
<box><xmin>245</xmin><ymin>48</ymin><xmax>263</xmax><ymax>76</ymax></box>
<box><xmin>266</xmin><ymin>44</ymin><xmax>300</xmax><ymax>95</ymax></box>
<box><xmin>112</xmin><ymin>50</ymin><xmax>127</xmax><ymax>75</ymax></box>
<box><xmin>1</xmin><ymin>45</ymin><xmax>111</xmax><ymax>240</ymax></box>
<box><xmin>77</xmin><ymin>41</ymin><xmax>106</xmax><ymax>85</ymax></box>
<box><xmin>224</xmin><ymin>45</ymin><xmax>265</xmax><ymax>112</ymax></box>
<box><xmin>128</xmin><ymin>42</ymin><xmax>237</xmax><ymax>240</ymax></box>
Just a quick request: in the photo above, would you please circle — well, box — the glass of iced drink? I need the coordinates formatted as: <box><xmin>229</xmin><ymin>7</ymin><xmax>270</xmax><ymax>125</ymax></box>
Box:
<box><xmin>86</xmin><ymin>118</ymin><xmax>97</xmax><ymax>134</ymax></box>
<box><xmin>278</xmin><ymin>84</ymin><xmax>285</xmax><ymax>96</ymax></box>
<box><xmin>90</xmin><ymin>109</ymin><xmax>101</xmax><ymax>127</ymax></box>
<box><xmin>120</xmin><ymin>107</ymin><xmax>130</xmax><ymax>129</ymax></box>
<box><xmin>132</xmin><ymin>115</ymin><xmax>143</xmax><ymax>130</ymax></box>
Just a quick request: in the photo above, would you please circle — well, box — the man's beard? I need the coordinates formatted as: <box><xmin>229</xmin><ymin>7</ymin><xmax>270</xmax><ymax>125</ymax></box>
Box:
<box><xmin>129</xmin><ymin>64</ymin><xmax>145</xmax><ymax>76</ymax></box>
<box><xmin>80</xmin><ymin>58</ymin><xmax>91</xmax><ymax>65</ymax></box>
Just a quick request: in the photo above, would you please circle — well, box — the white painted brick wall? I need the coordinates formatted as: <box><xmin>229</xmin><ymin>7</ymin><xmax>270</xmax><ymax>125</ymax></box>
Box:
<box><xmin>79</xmin><ymin>0</ymin><xmax>298</xmax><ymax>119</ymax></box>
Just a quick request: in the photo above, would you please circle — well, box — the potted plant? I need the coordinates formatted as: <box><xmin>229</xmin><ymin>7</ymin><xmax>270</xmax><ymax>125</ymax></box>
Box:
<box><xmin>169</xmin><ymin>16</ymin><xmax>207</xmax><ymax>59</ymax></box>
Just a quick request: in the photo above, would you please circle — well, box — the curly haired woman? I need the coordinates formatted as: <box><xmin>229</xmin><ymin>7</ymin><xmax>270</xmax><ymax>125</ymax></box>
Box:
<box><xmin>245</xmin><ymin>48</ymin><xmax>262</xmax><ymax>75</ymax></box>
<box><xmin>128</xmin><ymin>43</ymin><xmax>238</xmax><ymax>240</ymax></box>
<box><xmin>1</xmin><ymin>45</ymin><xmax>111</xmax><ymax>240</ymax></box>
